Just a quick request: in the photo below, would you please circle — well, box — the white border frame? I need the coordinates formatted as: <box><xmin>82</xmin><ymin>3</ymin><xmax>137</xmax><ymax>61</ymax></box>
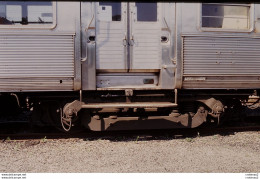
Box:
<box><xmin>0</xmin><ymin>1</ymin><xmax>57</xmax><ymax>29</ymax></box>
<box><xmin>199</xmin><ymin>3</ymin><xmax>255</xmax><ymax>33</ymax></box>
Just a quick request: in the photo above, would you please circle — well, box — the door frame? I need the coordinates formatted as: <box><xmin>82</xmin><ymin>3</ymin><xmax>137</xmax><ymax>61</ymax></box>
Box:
<box><xmin>95</xmin><ymin>2</ymin><xmax>162</xmax><ymax>73</ymax></box>
<box><xmin>81</xmin><ymin>2</ymin><xmax>177</xmax><ymax>90</ymax></box>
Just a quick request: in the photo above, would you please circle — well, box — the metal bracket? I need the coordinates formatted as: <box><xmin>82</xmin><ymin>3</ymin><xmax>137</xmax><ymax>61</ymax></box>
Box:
<box><xmin>63</xmin><ymin>100</ymin><xmax>84</xmax><ymax>118</ymax></box>
<box><xmin>162</xmin><ymin>64</ymin><xmax>176</xmax><ymax>69</ymax></box>
<box><xmin>125</xmin><ymin>89</ymin><xmax>133</xmax><ymax>97</ymax></box>
<box><xmin>81</xmin><ymin>57</ymin><xmax>87</xmax><ymax>62</ymax></box>
<box><xmin>60</xmin><ymin>100</ymin><xmax>83</xmax><ymax>132</ymax></box>
<box><xmin>171</xmin><ymin>57</ymin><xmax>177</xmax><ymax>65</ymax></box>
<box><xmin>125</xmin><ymin>89</ymin><xmax>133</xmax><ymax>104</ymax></box>
<box><xmin>192</xmin><ymin>106</ymin><xmax>208</xmax><ymax>128</ymax></box>
<box><xmin>174</xmin><ymin>88</ymin><xmax>178</xmax><ymax>104</ymax></box>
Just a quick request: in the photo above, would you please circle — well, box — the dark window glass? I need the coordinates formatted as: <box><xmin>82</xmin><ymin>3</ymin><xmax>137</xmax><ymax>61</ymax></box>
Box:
<box><xmin>0</xmin><ymin>1</ymin><xmax>53</xmax><ymax>25</ymax></box>
<box><xmin>99</xmin><ymin>2</ymin><xmax>121</xmax><ymax>21</ymax></box>
<box><xmin>136</xmin><ymin>3</ymin><xmax>157</xmax><ymax>22</ymax></box>
<box><xmin>202</xmin><ymin>3</ymin><xmax>250</xmax><ymax>30</ymax></box>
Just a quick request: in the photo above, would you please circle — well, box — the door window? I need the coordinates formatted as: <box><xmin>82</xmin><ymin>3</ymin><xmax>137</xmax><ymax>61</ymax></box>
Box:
<box><xmin>99</xmin><ymin>2</ymin><xmax>121</xmax><ymax>21</ymax></box>
<box><xmin>136</xmin><ymin>2</ymin><xmax>157</xmax><ymax>22</ymax></box>
<box><xmin>202</xmin><ymin>3</ymin><xmax>250</xmax><ymax>30</ymax></box>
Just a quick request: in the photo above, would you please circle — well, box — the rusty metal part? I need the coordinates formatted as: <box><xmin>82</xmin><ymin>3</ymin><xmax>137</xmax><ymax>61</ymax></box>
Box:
<box><xmin>125</xmin><ymin>89</ymin><xmax>133</xmax><ymax>97</ymax></box>
<box><xmin>1</xmin><ymin>112</ymin><xmax>260</xmax><ymax>139</ymax></box>
<box><xmin>81</xmin><ymin>102</ymin><xmax>177</xmax><ymax>109</ymax></box>
<box><xmin>199</xmin><ymin>98</ymin><xmax>224</xmax><ymax>114</ymax></box>
<box><xmin>244</xmin><ymin>95</ymin><xmax>260</xmax><ymax>109</ymax></box>
<box><xmin>61</xmin><ymin>96</ymin><xmax>224</xmax><ymax>132</ymax></box>
<box><xmin>62</xmin><ymin>99</ymin><xmax>177</xmax><ymax>132</ymax></box>
<box><xmin>86</xmin><ymin>111</ymin><xmax>206</xmax><ymax>131</ymax></box>
<box><xmin>62</xmin><ymin>100</ymin><xmax>84</xmax><ymax>132</ymax></box>
<box><xmin>87</xmin><ymin>115</ymin><xmax>186</xmax><ymax>131</ymax></box>
<box><xmin>63</xmin><ymin>100</ymin><xmax>83</xmax><ymax>118</ymax></box>
<box><xmin>61</xmin><ymin>108</ymin><xmax>72</xmax><ymax>132</ymax></box>
<box><xmin>192</xmin><ymin>106</ymin><xmax>208</xmax><ymax>128</ymax></box>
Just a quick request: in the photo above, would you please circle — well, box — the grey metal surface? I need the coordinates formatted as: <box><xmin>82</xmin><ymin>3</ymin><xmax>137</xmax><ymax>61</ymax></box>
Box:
<box><xmin>159</xmin><ymin>3</ymin><xmax>176</xmax><ymax>89</ymax></box>
<box><xmin>81</xmin><ymin>2</ymin><xmax>96</xmax><ymax>90</ymax></box>
<box><xmin>0</xmin><ymin>1</ymin><xmax>80</xmax><ymax>92</ymax></box>
<box><xmin>0</xmin><ymin>78</ymin><xmax>73</xmax><ymax>92</ymax></box>
<box><xmin>182</xmin><ymin>34</ymin><xmax>260</xmax><ymax>88</ymax></box>
<box><xmin>0</xmin><ymin>32</ymin><xmax>75</xmax><ymax>91</ymax></box>
<box><xmin>95</xmin><ymin>2</ymin><xmax>127</xmax><ymax>71</ymax></box>
<box><xmin>95</xmin><ymin>2</ymin><xmax>162</xmax><ymax>71</ymax></box>
<box><xmin>174</xmin><ymin>2</ymin><xmax>183</xmax><ymax>89</ymax></box>
<box><xmin>73</xmin><ymin>8</ymin><xmax>82</xmax><ymax>91</ymax></box>
<box><xmin>183</xmin><ymin>35</ymin><xmax>260</xmax><ymax>75</ymax></box>
<box><xmin>1</xmin><ymin>2</ymin><xmax>260</xmax><ymax>92</ymax></box>
<box><xmin>130</xmin><ymin>2</ymin><xmax>162</xmax><ymax>71</ymax></box>
<box><xmin>182</xmin><ymin>76</ymin><xmax>260</xmax><ymax>89</ymax></box>
<box><xmin>96</xmin><ymin>73</ymin><xmax>158</xmax><ymax>88</ymax></box>
<box><xmin>92</xmin><ymin>2</ymin><xmax>167</xmax><ymax>89</ymax></box>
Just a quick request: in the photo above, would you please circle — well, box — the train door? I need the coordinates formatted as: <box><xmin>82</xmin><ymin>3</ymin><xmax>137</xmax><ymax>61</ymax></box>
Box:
<box><xmin>129</xmin><ymin>2</ymin><xmax>161</xmax><ymax>71</ymax></box>
<box><xmin>96</xmin><ymin>2</ymin><xmax>127</xmax><ymax>72</ymax></box>
<box><xmin>95</xmin><ymin>2</ymin><xmax>162</xmax><ymax>88</ymax></box>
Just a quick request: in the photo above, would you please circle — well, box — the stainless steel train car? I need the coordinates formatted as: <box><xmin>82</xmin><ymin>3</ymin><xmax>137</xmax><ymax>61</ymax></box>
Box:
<box><xmin>0</xmin><ymin>1</ymin><xmax>260</xmax><ymax>131</ymax></box>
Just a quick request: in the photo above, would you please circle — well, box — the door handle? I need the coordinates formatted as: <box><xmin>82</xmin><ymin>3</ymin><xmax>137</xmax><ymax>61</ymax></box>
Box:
<box><xmin>123</xmin><ymin>36</ymin><xmax>127</xmax><ymax>46</ymax></box>
<box><xmin>129</xmin><ymin>35</ymin><xmax>135</xmax><ymax>46</ymax></box>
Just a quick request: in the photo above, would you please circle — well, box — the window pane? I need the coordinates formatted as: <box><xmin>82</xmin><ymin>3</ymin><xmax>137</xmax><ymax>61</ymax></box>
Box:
<box><xmin>6</xmin><ymin>5</ymin><xmax>22</xmax><ymax>22</ymax></box>
<box><xmin>136</xmin><ymin>3</ymin><xmax>157</xmax><ymax>22</ymax></box>
<box><xmin>202</xmin><ymin>17</ymin><xmax>223</xmax><ymax>28</ymax></box>
<box><xmin>202</xmin><ymin>4</ymin><xmax>250</xmax><ymax>30</ymax></box>
<box><xmin>0</xmin><ymin>1</ymin><xmax>53</xmax><ymax>25</ymax></box>
<box><xmin>27</xmin><ymin>2</ymin><xmax>53</xmax><ymax>23</ymax></box>
<box><xmin>99</xmin><ymin>2</ymin><xmax>121</xmax><ymax>21</ymax></box>
<box><xmin>202</xmin><ymin>4</ymin><xmax>224</xmax><ymax>17</ymax></box>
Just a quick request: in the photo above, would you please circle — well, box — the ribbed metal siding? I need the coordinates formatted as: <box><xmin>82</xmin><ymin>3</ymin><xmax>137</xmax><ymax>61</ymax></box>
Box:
<box><xmin>183</xmin><ymin>36</ymin><xmax>260</xmax><ymax>75</ymax></box>
<box><xmin>0</xmin><ymin>33</ymin><xmax>75</xmax><ymax>91</ymax></box>
<box><xmin>96</xmin><ymin>27</ymin><xmax>126</xmax><ymax>70</ymax></box>
<box><xmin>182</xmin><ymin>35</ymin><xmax>260</xmax><ymax>89</ymax></box>
<box><xmin>132</xmin><ymin>24</ymin><xmax>161</xmax><ymax>70</ymax></box>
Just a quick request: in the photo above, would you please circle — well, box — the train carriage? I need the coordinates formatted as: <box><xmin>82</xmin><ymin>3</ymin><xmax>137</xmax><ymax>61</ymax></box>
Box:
<box><xmin>0</xmin><ymin>1</ymin><xmax>259</xmax><ymax>131</ymax></box>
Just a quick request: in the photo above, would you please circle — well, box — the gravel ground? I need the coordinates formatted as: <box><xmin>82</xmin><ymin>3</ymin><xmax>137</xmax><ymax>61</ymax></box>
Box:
<box><xmin>0</xmin><ymin>131</ymin><xmax>259</xmax><ymax>173</ymax></box>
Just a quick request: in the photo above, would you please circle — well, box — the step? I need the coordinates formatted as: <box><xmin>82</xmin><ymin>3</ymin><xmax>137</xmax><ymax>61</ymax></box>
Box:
<box><xmin>81</xmin><ymin>102</ymin><xmax>177</xmax><ymax>109</ymax></box>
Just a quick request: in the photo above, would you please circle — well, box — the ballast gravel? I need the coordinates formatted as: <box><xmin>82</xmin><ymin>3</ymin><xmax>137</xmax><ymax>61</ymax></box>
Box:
<box><xmin>0</xmin><ymin>131</ymin><xmax>259</xmax><ymax>173</ymax></box>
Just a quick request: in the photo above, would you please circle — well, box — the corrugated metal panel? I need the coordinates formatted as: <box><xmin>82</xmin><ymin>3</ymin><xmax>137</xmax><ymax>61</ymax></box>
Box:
<box><xmin>182</xmin><ymin>76</ymin><xmax>260</xmax><ymax>89</ymax></box>
<box><xmin>183</xmin><ymin>36</ymin><xmax>260</xmax><ymax>75</ymax></box>
<box><xmin>132</xmin><ymin>24</ymin><xmax>161</xmax><ymax>70</ymax></box>
<box><xmin>182</xmin><ymin>35</ymin><xmax>260</xmax><ymax>89</ymax></box>
<box><xmin>0</xmin><ymin>78</ymin><xmax>73</xmax><ymax>91</ymax></box>
<box><xmin>0</xmin><ymin>33</ymin><xmax>75</xmax><ymax>91</ymax></box>
<box><xmin>96</xmin><ymin>22</ymin><xmax>126</xmax><ymax>70</ymax></box>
